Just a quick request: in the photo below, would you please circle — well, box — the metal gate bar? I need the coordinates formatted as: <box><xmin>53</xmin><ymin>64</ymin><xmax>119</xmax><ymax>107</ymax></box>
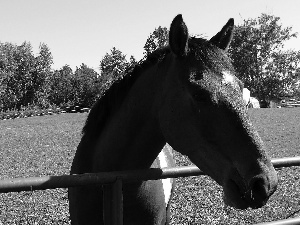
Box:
<box><xmin>0</xmin><ymin>156</ymin><xmax>299</xmax><ymax>225</ymax></box>
<box><xmin>0</xmin><ymin>157</ymin><xmax>299</xmax><ymax>193</ymax></box>
<box><xmin>255</xmin><ymin>217</ymin><xmax>300</xmax><ymax>225</ymax></box>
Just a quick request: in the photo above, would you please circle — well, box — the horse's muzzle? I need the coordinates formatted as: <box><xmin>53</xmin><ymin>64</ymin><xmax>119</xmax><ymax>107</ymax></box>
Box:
<box><xmin>223</xmin><ymin>169</ymin><xmax>278</xmax><ymax>209</ymax></box>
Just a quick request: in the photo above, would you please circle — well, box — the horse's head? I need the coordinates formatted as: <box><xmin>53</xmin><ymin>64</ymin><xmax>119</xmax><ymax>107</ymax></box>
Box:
<box><xmin>159</xmin><ymin>15</ymin><xmax>277</xmax><ymax>209</ymax></box>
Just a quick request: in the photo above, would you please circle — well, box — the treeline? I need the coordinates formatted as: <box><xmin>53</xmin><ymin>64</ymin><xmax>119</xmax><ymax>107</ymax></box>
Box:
<box><xmin>0</xmin><ymin>41</ymin><xmax>147</xmax><ymax>113</ymax></box>
<box><xmin>0</xmin><ymin>42</ymin><xmax>105</xmax><ymax>112</ymax></box>
<box><xmin>1</xmin><ymin>13</ymin><xmax>300</xmax><ymax>113</ymax></box>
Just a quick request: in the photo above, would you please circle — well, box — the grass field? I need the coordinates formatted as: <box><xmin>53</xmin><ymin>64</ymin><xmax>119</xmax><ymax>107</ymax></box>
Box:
<box><xmin>0</xmin><ymin>108</ymin><xmax>299</xmax><ymax>224</ymax></box>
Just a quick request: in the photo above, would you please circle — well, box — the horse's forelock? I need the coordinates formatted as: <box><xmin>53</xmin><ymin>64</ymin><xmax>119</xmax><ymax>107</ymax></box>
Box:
<box><xmin>188</xmin><ymin>38</ymin><xmax>234</xmax><ymax>75</ymax></box>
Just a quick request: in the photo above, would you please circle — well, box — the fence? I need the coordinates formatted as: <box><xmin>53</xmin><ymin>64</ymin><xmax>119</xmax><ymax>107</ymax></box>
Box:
<box><xmin>0</xmin><ymin>156</ymin><xmax>300</xmax><ymax>225</ymax></box>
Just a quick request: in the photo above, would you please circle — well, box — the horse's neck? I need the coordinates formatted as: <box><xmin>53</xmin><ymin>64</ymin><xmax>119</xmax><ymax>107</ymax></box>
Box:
<box><xmin>90</xmin><ymin>64</ymin><xmax>167</xmax><ymax>172</ymax></box>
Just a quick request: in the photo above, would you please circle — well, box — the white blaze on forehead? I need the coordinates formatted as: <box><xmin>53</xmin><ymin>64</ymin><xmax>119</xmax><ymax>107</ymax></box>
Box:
<box><xmin>158</xmin><ymin>151</ymin><xmax>173</xmax><ymax>206</ymax></box>
<box><xmin>222</xmin><ymin>71</ymin><xmax>235</xmax><ymax>85</ymax></box>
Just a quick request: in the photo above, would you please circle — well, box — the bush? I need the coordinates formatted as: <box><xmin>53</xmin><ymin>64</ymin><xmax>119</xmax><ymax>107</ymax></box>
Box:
<box><xmin>0</xmin><ymin>105</ymin><xmax>59</xmax><ymax>120</ymax></box>
<box><xmin>0</xmin><ymin>104</ymin><xmax>89</xmax><ymax>120</ymax></box>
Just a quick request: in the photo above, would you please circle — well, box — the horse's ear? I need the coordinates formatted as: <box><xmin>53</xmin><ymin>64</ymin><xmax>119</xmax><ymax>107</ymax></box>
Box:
<box><xmin>169</xmin><ymin>14</ymin><xmax>189</xmax><ymax>57</ymax></box>
<box><xmin>209</xmin><ymin>18</ymin><xmax>234</xmax><ymax>51</ymax></box>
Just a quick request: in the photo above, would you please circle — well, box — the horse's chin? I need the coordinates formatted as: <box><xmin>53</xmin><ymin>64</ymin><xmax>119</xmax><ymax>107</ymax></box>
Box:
<box><xmin>223</xmin><ymin>179</ymin><xmax>268</xmax><ymax>209</ymax></box>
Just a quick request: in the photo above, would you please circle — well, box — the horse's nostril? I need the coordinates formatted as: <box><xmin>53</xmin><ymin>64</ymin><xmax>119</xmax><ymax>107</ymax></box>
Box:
<box><xmin>249</xmin><ymin>177</ymin><xmax>269</xmax><ymax>208</ymax></box>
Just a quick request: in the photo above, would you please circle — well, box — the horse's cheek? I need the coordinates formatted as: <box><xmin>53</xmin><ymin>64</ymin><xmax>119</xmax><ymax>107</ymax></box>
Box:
<box><xmin>159</xmin><ymin>97</ymin><xmax>198</xmax><ymax>150</ymax></box>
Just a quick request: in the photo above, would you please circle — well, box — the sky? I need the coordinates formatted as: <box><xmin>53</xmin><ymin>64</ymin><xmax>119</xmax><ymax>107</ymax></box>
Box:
<box><xmin>1</xmin><ymin>0</ymin><xmax>300</xmax><ymax>73</ymax></box>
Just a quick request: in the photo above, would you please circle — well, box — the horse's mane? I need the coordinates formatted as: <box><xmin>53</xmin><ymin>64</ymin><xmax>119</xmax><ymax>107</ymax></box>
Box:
<box><xmin>82</xmin><ymin>37</ymin><xmax>234</xmax><ymax>139</ymax></box>
<box><xmin>82</xmin><ymin>46</ymin><xmax>171</xmax><ymax>138</ymax></box>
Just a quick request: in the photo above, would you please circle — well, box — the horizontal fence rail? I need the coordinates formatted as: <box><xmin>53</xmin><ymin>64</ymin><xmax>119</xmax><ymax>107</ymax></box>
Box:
<box><xmin>0</xmin><ymin>157</ymin><xmax>299</xmax><ymax>193</ymax></box>
<box><xmin>255</xmin><ymin>217</ymin><xmax>300</xmax><ymax>225</ymax></box>
<box><xmin>0</xmin><ymin>164</ymin><xmax>205</xmax><ymax>193</ymax></box>
<box><xmin>0</xmin><ymin>156</ymin><xmax>300</xmax><ymax>225</ymax></box>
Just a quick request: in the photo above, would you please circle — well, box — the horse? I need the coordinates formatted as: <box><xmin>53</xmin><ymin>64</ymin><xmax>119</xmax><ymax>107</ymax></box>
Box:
<box><xmin>68</xmin><ymin>14</ymin><xmax>278</xmax><ymax>225</ymax></box>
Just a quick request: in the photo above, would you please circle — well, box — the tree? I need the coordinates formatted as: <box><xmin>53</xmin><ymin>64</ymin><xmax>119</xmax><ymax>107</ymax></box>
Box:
<box><xmin>48</xmin><ymin>65</ymin><xmax>74</xmax><ymax>107</ymax></box>
<box><xmin>73</xmin><ymin>64</ymin><xmax>100</xmax><ymax>107</ymax></box>
<box><xmin>129</xmin><ymin>55</ymin><xmax>138</xmax><ymax>67</ymax></box>
<box><xmin>0</xmin><ymin>71</ymin><xmax>17</xmax><ymax>110</ymax></box>
<box><xmin>143</xmin><ymin>26</ymin><xmax>168</xmax><ymax>57</ymax></box>
<box><xmin>229</xmin><ymin>13</ymin><xmax>300</xmax><ymax>103</ymax></box>
<box><xmin>31</xmin><ymin>43</ymin><xmax>53</xmax><ymax>108</ymax></box>
<box><xmin>99</xmin><ymin>47</ymin><xmax>129</xmax><ymax>84</ymax></box>
<box><xmin>35</xmin><ymin>43</ymin><xmax>53</xmax><ymax>72</ymax></box>
<box><xmin>0</xmin><ymin>41</ymin><xmax>36</xmax><ymax>109</ymax></box>
<box><xmin>0</xmin><ymin>42</ymin><xmax>18</xmax><ymax>110</ymax></box>
<box><xmin>0</xmin><ymin>41</ymin><xmax>54</xmax><ymax>110</ymax></box>
<box><xmin>263</xmin><ymin>50</ymin><xmax>300</xmax><ymax>98</ymax></box>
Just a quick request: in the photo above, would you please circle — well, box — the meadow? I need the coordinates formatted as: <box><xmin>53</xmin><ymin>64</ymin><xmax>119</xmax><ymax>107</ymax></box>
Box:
<box><xmin>0</xmin><ymin>108</ymin><xmax>299</xmax><ymax>224</ymax></box>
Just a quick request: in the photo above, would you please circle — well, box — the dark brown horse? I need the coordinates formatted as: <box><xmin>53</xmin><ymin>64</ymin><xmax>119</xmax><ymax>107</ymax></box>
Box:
<box><xmin>69</xmin><ymin>14</ymin><xmax>278</xmax><ymax>225</ymax></box>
